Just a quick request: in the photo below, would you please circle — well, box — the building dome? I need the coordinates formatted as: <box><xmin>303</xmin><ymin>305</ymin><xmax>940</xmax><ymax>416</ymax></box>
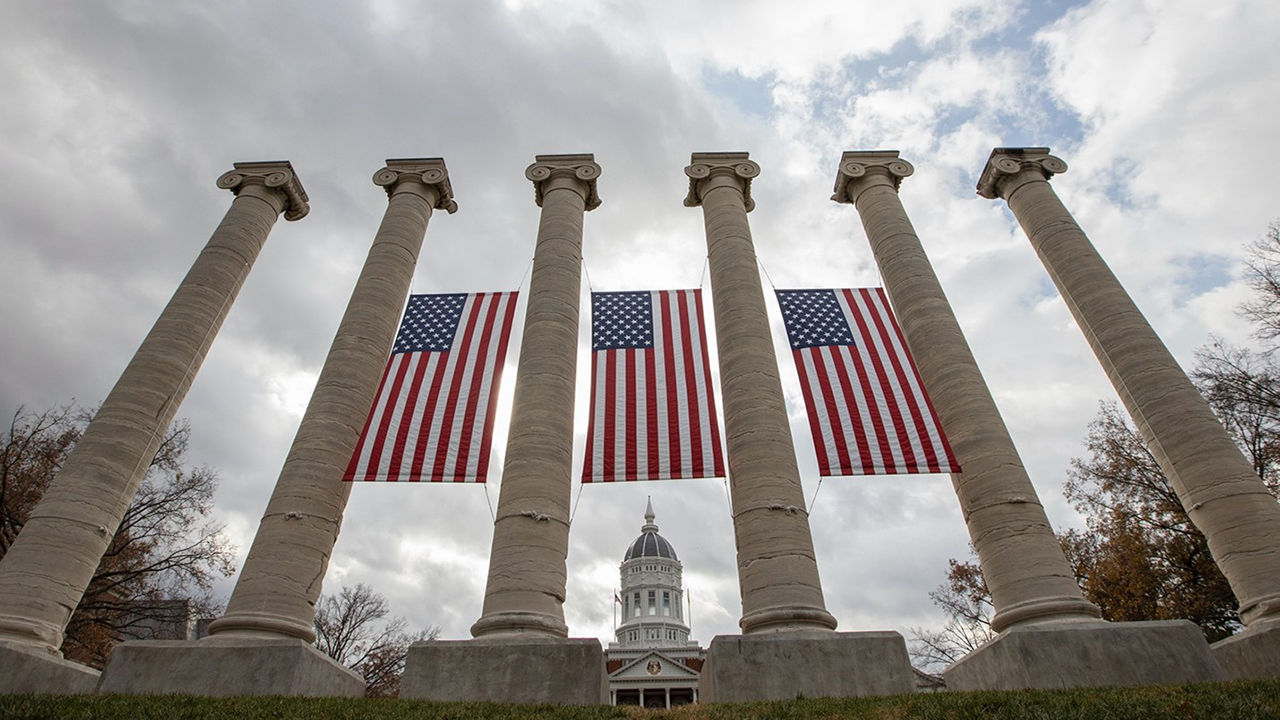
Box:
<box><xmin>623</xmin><ymin>498</ymin><xmax>678</xmax><ymax>562</ymax></box>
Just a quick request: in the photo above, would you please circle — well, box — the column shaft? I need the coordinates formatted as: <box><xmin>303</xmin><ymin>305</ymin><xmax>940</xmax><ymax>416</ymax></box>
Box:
<box><xmin>472</xmin><ymin>155</ymin><xmax>600</xmax><ymax>638</ymax></box>
<box><xmin>685</xmin><ymin>152</ymin><xmax>836</xmax><ymax>634</ymax></box>
<box><xmin>833</xmin><ymin>152</ymin><xmax>1098</xmax><ymax>632</ymax></box>
<box><xmin>209</xmin><ymin>159</ymin><xmax>454</xmax><ymax>641</ymax></box>
<box><xmin>980</xmin><ymin>147</ymin><xmax>1280</xmax><ymax>626</ymax></box>
<box><xmin>0</xmin><ymin>163</ymin><xmax>306</xmax><ymax>654</ymax></box>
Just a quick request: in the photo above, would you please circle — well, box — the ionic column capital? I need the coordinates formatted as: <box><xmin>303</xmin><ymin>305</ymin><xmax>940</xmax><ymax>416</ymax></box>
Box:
<box><xmin>684</xmin><ymin>152</ymin><xmax>760</xmax><ymax>212</ymax></box>
<box><xmin>976</xmin><ymin>147</ymin><xmax>1068</xmax><ymax>200</ymax></box>
<box><xmin>216</xmin><ymin>160</ymin><xmax>310</xmax><ymax>221</ymax></box>
<box><xmin>831</xmin><ymin>150</ymin><xmax>914</xmax><ymax>204</ymax></box>
<box><xmin>526</xmin><ymin>153</ymin><xmax>602</xmax><ymax>211</ymax></box>
<box><xmin>373</xmin><ymin>158</ymin><xmax>458</xmax><ymax>213</ymax></box>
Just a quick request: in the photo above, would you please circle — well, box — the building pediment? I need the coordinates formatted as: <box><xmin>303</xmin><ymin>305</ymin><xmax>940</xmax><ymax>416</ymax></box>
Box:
<box><xmin>611</xmin><ymin>651</ymin><xmax>700</xmax><ymax>679</ymax></box>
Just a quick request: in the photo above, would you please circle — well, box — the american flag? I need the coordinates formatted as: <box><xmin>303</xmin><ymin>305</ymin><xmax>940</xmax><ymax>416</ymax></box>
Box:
<box><xmin>777</xmin><ymin>288</ymin><xmax>959</xmax><ymax>476</ymax></box>
<box><xmin>344</xmin><ymin>291</ymin><xmax>518</xmax><ymax>482</ymax></box>
<box><xmin>582</xmin><ymin>290</ymin><xmax>726</xmax><ymax>482</ymax></box>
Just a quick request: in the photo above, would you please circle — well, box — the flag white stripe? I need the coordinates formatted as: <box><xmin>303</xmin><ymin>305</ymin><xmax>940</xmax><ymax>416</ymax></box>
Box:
<box><xmin>590</xmin><ymin>352</ymin><xmax>608</xmax><ymax>481</ymax></box>
<box><xmin>841</xmin><ymin>290</ymin><xmax>925</xmax><ymax>469</ymax></box>
<box><xmin>819</xmin><ymin>345</ymin><xmax>861</xmax><ymax>473</ymax></box>
<box><xmin>395</xmin><ymin>353</ymin><xmax>441</xmax><ymax>480</ymax></box>
<box><xmin>351</xmin><ymin>353</ymin><xmax>406</xmax><ymax>478</ymax></box>
<box><xmin>800</xmin><ymin>348</ymin><xmax>842</xmax><ymax>473</ymax></box>
<box><xmin>613</xmin><ymin>349</ymin><xmax>627</xmax><ymax>481</ymax></box>
<box><xmin>683</xmin><ymin>290</ymin><xmax>714</xmax><ymax>472</ymax></box>
<box><xmin>634</xmin><ymin>348</ymin><xmax>648</xmax><ymax>480</ymax></box>
<box><xmin>663</xmin><ymin>292</ymin><xmax>693</xmax><ymax>478</ymax></box>
<box><xmin>652</xmin><ymin>293</ymin><xmax>671</xmax><ymax>479</ymax></box>
<box><xmin>861</xmin><ymin>289</ymin><xmax>952</xmax><ymax>470</ymax></box>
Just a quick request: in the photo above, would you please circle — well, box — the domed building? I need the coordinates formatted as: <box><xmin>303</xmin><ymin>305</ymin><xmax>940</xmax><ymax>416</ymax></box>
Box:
<box><xmin>605</xmin><ymin>499</ymin><xmax>705</xmax><ymax>707</ymax></box>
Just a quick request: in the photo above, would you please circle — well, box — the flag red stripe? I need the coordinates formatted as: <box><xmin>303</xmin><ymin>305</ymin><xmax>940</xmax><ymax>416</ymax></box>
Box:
<box><xmin>870</xmin><ymin>288</ymin><xmax>959</xmax><ymax>472</ymax></box>
<box><xmin>659</xmin><ymin>292</ymin><xmax>683</xmax><ymax>479</ymax></box>
<box><xmin>603</xmin><ymin>349</ymin><xmax>618</xmax><ymax>481</ymax></box>
<box><xmin>344</xmin><ymin>356</ymin><xmax>397</xmax><ymax>480</ymax></box>
<box><xmin>581</xmin><ymin>289</ymin><xmax>726</xmax><ymax>482</ymax></box>
<box><xmin>625</xmin><ymin>348</ymin><xmax>638</xmax><ymax>481</ymax></box>
<box><xmin>858</xmin><ymin>288</ymin><xmax>940</xmax><ymax>472</ymax></box>
<box><xmin>843</xmin><ymin>288</ymin><xmax>917</xmax><ymax>472</ymax></box>
<box><xmin>582</xmin><ymin>351</ymin><xmax>599</xmax><ymax>482</ymax></box>
<box><xmin>792</xmin><ymin>349</ymin><xmax>832</xmax><ymax>476</ymax></box>
<box><xmin>386</xmin><ymin>353</ymin><xmax>432</xmax><ymax>481</ymax></box>
<box><xmin>692</xmin><ymin>290</ymin><xmax>725</xmax><ymax>476</ymax></box>
<box><xmin>474</xmin><ymin>293</ymin><xmax>519</xmax><ymax>482</ymax></box>
<box><xmin>365</xmin><ymin>354</ymin><xmax>414</xmax><ymax>481</ymax></box>
<box><xmin>676</xmin><ymin>292</ymin><xmax>704</xmax><ymax>478</ymax></box>
<box><xmin>645</xmin><ymin>345</ymin><xmax>660</xmax><ymax>477</ymax></box>
<box><xmin>831</xmin><ymin>344</ymin><xmax>876</xmax><ymax>474</ymax></box>
<box><xmin>779</xmin><ymin>287</ymin><xmax>960</xmax><ymax>477</ymax></box>
<box><xmin>453</xmin><ymin>293</ymin><xmax>501</xmax><ymax>481</ymax></box>
<box><xmin>428</xmin><ymin>295</ymin><xmax>486</xmax><ymax>481</ymax></box>
<box><xmin>344</xmin><ymin>291</ymin><xmax>520</xmax><ymax>483</ymax></box>
<box><xmin>810</xmin><ymin>347</ymin><xmax>855</xmax><ymax>475</ymax></box>
<box><xmin>408</xmin><ymin>351</ymin><xmax>451</xmax><ymax>480</ymax></box>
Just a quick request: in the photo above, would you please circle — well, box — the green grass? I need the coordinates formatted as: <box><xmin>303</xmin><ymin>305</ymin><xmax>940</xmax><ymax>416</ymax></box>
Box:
<box><xmin>1</xmin><ymin>681</ymin><xmax>1278</xmax><ymax>719</ymax></box>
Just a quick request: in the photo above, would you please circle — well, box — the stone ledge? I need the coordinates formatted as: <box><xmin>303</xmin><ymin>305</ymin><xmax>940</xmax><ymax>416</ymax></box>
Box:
<box><xmin>0</xmin><ymin>641</ymin><xmax>100</xmax><ymax>694</ymax></box>
<box><xmin>95</xmin><ymin>637</ymin><xmax>363</xmax><ymax>697</ymax></box>
<box><xmin>1212</xmin><ymin>621</ymin><xmax>1280</xmax><ymax>680</ymax></box>
<box><xmin>401</xmin><ymin>636</ymin><xmax>606</xmax><ymax>704</ymax></box>
<box><xmin>945</xmin><ymin>620</ymin><xmax>1225</xmax><ymax>691</ymax></box>
<box><xmin>699</xmin><ymin>631</ymin><xmax>915</xmax><ymax>702</ymax></box>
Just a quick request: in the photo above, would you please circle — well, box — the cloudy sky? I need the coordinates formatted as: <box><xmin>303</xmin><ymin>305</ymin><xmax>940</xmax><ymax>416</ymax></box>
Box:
<box><xmin>3</xmin><ymin>0</ymin><xmax>1278</xmax><ymax>650</ymax></box>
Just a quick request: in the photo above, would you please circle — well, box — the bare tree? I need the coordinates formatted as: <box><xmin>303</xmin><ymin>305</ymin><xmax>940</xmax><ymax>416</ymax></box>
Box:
<box><xmin>0</xmin><ymin>404</ymin><xmax>236</xmax><ymax>667</ymax></box>
<box><xmin>314</xmin><ymin>583</ymin><xmax>440</xmax><ymax>697</ymax></box>
<box><xmin>1239</xmin><ymin>222</ymin><xmax>1280</xmax><ymax>342</ymax></box>
<box><xmin>908</xmin><ymin>558</ymin><xmax>995</xmax><ymax>673</ymax></box>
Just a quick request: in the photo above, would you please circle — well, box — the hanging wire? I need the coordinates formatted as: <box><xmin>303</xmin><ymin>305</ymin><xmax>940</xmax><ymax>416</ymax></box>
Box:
<box><xmin>515</xmin><ymin>256</ymin><xmax>534</xmax><ymax>292</ymax></box>
<box><xmin>756</xmin><ymin>255</ymin><xmax>779</xmax><ymax>290</ymax></box>
<box><xmin>721</xmin><ymin>474</ymin><xmax>734</xmax><ymax>516</ymax></box>
<box><xmin>697</xmin><ymin>255</ymin><xmax>710</xmax><ymax>289</ymax></box>
<box><xmin>568</xmin><ymin>479</ymin><xmax>587</xmax><ymax>525</ymax></box>
<box><xmin>582</xmin><ymin>258</ymin><xmax>596</xmax><ymax>293</ymax></box>
<box><xmin>806</xmin><ymin>476</ymin><xmax>826</xmax><ymax>514</ymax></box>
<box><xmin>482</xmin><ymin>482</ymin><xmax>496</xmax><ymax>524</ymax></box>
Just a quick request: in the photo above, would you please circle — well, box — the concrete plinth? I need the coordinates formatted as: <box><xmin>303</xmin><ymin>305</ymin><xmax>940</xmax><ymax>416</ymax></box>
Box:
<box><xmin>699</xmin><ymin>631</ymin><xmax>914</xmax><ymax>702</ymax></box>
<box><xmin>0</xmin><ymin>642</ymin><xmax>99</xmax><ymax>694</ymax></box>
<box><xmin>1212</xmin><ymin>621</ymin><xmax>1280</xmax><ymax>680</ymax></box>
<box><xmin>95</xmin><ymin>637</ymin><xmax>363</xmax><ymax>697</ymax></box>
<box><xmin>945</xmin><ymin>620</ymin><xmax>1225</xmax><ymax>691</ymax></box>
<box><xmin>401</xmin><ymin>637</ymin><xmax>606</xmax><ymax>704</ymax></box>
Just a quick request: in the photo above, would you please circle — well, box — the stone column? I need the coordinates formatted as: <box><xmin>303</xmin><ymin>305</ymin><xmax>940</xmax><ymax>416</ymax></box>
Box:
<box><xmin>684</xmin><ymin>152</ymin><xmax>835</xmax><ymax>635</ymax></box>
<box><xmin>470</xmin><ymin>154</ymin><xmax>600</xmax><ymax>639</ymax></box>
<box><xmin>402</xmin><ymin>155</ymin><xmax>607</xmax><ymax>706</ymax></box>
<box><xmin>96</xmin><ymin>158</ymin><xmax>454</xmax><ymax>698</ymax></box>
<box><xmin>0</xmin><ymin>161</ymin><xmax>307</xmax><ymax>694</ymax></box>
<box><xmin>978</xmin><ymin>147</ymin><xmax>1280</xmax><ymax>680</ymax></box>
<box><xmin>832</xmin><ymin>151</ymin><xmax>1099</xmax><ymax>633</ymax></box>
<box><xmin>687</xmin><ymin>152</ymin><xmax>914</xmax><ymax>703</ymax></box>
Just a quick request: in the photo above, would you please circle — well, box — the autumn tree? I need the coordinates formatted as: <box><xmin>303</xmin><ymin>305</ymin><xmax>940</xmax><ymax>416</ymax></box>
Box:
<box><xmin>0</xmin><ymin>404</ymin><xmax>236</xmax><ymax>667</ymax></box>
<box><xmin>1061</xmin><ymin>402</ymin><xmax>1241</xmax><ymax>641</ymax></box>
<box><xmin>313</xmin><ymin>583</ymin><xmax>440</xmax><ymax>698</ymax></box>
<box><xmin>915</xmin><ymin>221</ymin><xmax>1280</xmax><ymax>664</ymax></box>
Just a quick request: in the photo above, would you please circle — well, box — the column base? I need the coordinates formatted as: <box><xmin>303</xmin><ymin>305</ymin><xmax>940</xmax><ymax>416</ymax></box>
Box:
<box><xmin>0</xmin><ymin>641</ymin><xmax>100</xmax><ymax>694</ymax></box>
<box><xmin>944</xmin><ymin>620</ymin><xmax>1225</xmax><ymax>691</ymax></box>
<box><xmin>1211</xmin><ymin>620</ymin><xmax>1280</xmax><ymax>680</ymax></box>
<box><xmin>96</xmin><ymin>637</ymin><xmax>364</xmax><ymax>697</ymax></box>
<box><xmin>699</xmin><ymin>631</ymin><xmax>915</xmax><ymax>702</ymax></box>
<box><xmin>401</xmin><ymin>636</ymin><xmax>606</xmax><ymax>704</ymax></box>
